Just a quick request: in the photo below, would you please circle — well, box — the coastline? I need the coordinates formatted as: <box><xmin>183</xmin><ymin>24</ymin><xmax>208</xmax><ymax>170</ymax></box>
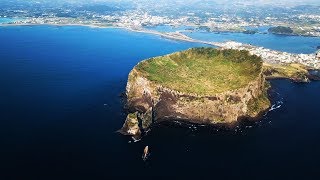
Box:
<box><xmin>1</xmin><ymin>22</ymin><xmax>319</xmax><ymax>70</ymax></box>
<box><xmin>0</xmin><ymin>23</ymin><xmax>206</xmax><ymax>42</ymax></box>
<box><xmin>0</xmin><ymin>23</ymin><xmax>123</xmax><ymax>29</ymax></box>
<box><xmin>0</xmin><ymin>22</ymin><xmax>318</xmax><ymax>48</ymax></box>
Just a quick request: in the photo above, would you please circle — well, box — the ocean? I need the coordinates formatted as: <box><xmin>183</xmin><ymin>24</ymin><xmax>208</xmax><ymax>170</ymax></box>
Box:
<box><xmin>0</xmin><ymin>25</ymin><xmax>320</xmax><ymax>179</ymax></box>
<box><xmin>0</xmin><ymin>18</ymin><xmax>22</xmax><ymax>24</ymax></box>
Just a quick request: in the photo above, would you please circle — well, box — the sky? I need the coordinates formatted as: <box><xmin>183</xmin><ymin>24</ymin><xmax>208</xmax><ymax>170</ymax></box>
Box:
<box><xmin>9</xmin><ymin>0</ymin><xmax>320</xmax><ymax>5</ymax></box>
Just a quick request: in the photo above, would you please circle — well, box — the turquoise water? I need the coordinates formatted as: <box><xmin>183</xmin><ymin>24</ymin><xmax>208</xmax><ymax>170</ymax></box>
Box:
<box><xmin>146</xmin><ymin>25</ymin><xmax>194</xmax><ymax>32</ymax></box>
<box><xmin>0</xmin><ymin>17</ymin><xmax>20</xmax><ymax>24</ymax></box>
<box><xmin>147</xmin><ymin>25</ymin><xmax>320</xmax><ymax>54</ymax></box>
<box><xmin>1</xmin><ymin>25</ymin><xmax>320</xmax><ymax>179</ymax></box>
<box><xmin>185</xmin><ymin>31</ymin><xmax>320</xmax><ymax>54</ymax></box>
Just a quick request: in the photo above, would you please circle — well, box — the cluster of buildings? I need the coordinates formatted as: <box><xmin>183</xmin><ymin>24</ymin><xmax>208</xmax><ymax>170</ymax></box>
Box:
<box><xmin>203</xmin><ymin>17</ymin><xmax>250</xmax><ymax>32</ymax></box>
<box><xmin>7</xmin><ymin>17</ymin><xmax>85</xmax><ymax>25</ymax></box>
<box><xmin>114</xmin><ymin>11</ymin><xmax>180</xmax><ymax>28</ymax></box>
<box><xmin>3</xmin><ymin>11</ymin><xmax>187</xmax><ymax>29</ymax></box>
<box><xmin>295</xmin><ymin>14</ymin><xmax>320</xmax><ymax>37</ymax></box>
<box><xmin>317</xmin><ymin>50</ymin><xmax>320</xmax><ymax>59</ymax></box>
<box><xmin>1</xmin><ymin>5</ymin><xmax>320</xmax><ymax>37</ymax></box>
<box><xmin>2</xmin><ymin>4</ymin><xmax>320</xmax><ymax>69</ymax></box>
<box><xmin>217</xmin><ymin>41</ymin><xmax>320</xmax><ymax>68</ymax></box>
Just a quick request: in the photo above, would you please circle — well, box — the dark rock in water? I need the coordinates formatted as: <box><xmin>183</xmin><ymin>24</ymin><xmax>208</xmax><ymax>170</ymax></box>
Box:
<box><xmin>317</xmin><ymin>46</ymin><xmax>320</xmax><ymax>49</ymax></box>
<box><xmin>118</xmin><ymin>92</ymin><xmax>126</xmax><ymax>98</ymax></box>
<box><xmin>138</xmin><ymin>107</ymin><xmax>153</xmax><ymax>130</ymax></box>
<box><xmin>119</xmin><ymin>109</ymin><xmax>154</xmax><ymax>140</ymax></box>
<box><xmin>308</xmin><ymin>70</ymin><xmax>320</xmax><ymax>81</ymax></box>
<box><xmin>308</xmin><ymin>75</ymin><xmax>320</xmax><ymax>81</ymax></box>
<box><xmin>118</xmin><ymin>112</ymin><xmax>141</xmax><ymax>139</ymax></box>
<box><xmin>243</xmin><ymin>30</ymin><xmax>257</xmax><ymax>34</ymax></box>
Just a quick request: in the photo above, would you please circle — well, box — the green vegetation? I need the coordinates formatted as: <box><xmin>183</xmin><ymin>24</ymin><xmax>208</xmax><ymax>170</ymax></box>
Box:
<box><xmin>263</xmin><ymin>63</ymin><xmax>309</xmax><ymax>81</ymax></box>
<box><xmin>136</xmin><ymin>48</ymin><xmax>263</xmax><ymax>96</ymax></box>
<box><xmin>243</xmin><ymin>30</ymin><xmax>257</xmax><ymax>34</ymax></box>
<box><xmin>128</xmin><ymin>112</ymin><xmax>138</xmax><ymax>119</ymax></box>
<box><xmin>197</xmin><ymin>26</ymin><xmax>211</xmax><ymax>32</ymax></box>
<box><xmin>126</xmin><ymin>112</ymin><xmax>139</xmax><ymax>127</ymax></box>
<box><xmin>268</xmin><ymin>26</ymin><xmax>293</xmax><ymax>34</ymax></box>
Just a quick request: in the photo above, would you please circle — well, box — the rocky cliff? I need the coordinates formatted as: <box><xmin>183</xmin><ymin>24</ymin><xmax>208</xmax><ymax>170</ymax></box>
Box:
<box><xmin>120</xmin><ymin>48</ymin><xmax>271</xmax><ymax>138</ymax></box>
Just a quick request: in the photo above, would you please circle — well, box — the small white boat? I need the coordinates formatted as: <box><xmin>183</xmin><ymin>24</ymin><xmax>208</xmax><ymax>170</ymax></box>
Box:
<box><xmin>142</xmin><ymin>146</ymin><xmax>149</xmax><ymax>161</ymax></box>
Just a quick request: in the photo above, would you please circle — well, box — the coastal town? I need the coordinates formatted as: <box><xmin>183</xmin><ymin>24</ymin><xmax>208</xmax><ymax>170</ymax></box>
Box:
<box><xmin>1</xmin><ymin>1</ymin><xmax>319</xmax><ymax>69</ymax></box>
<box><xmin>2</xmin><ymin>16</ymin><xmax>320</xmax><ymax>69</ymax></box>
<box><xmin>2</xmin><ymin>11</ymin><xmax>320</xmax><ymax>37</ymax></box>
<box><xmin>1</xmin><ymin>1</ymin><xmax>320</xmax><ymax>36</ymax></box>
<box><xmin>135</xmin><ymin>30</ymin><xmax>320</xmax><ymax>69</ymax></box>
<box><xmin>215</xmin><ymin>41</ymin><xmax>320</xmax><ymax>69</ymax></box>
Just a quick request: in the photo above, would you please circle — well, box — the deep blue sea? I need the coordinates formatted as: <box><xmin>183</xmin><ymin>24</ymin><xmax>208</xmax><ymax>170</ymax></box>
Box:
<box><xmin>1</xmin><ymin>25</ymin><xmax>320</xmax><ymax>179</ymax></box>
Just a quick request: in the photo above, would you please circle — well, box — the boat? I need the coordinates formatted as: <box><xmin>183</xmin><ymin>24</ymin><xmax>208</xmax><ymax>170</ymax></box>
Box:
<box><xmin>142</xmin><ymin>146</ymin><xmax>149</xmax><ymax>161</ymax></box>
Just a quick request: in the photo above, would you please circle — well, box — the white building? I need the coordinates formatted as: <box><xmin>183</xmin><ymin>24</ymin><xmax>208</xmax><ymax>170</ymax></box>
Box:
<box><xmin>316</xmin><ymin>50</ymin><xmax>320</xmax><ymax>59</ymax></box>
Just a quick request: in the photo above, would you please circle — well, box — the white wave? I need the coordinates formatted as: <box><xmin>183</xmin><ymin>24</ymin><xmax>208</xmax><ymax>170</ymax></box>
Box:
<box><xmin>132</xmin><ymin>136</ymin><xmax>141</xmax><ymax>143</ymax></box>
<box><xmin>269</xmin><ymin>101</ymin><xmax>283</xmax><ymax>112</ymax></box>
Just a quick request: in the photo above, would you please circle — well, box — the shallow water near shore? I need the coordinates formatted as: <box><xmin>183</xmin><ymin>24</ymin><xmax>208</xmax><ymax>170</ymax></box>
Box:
<box><xmin>0</xmin><ymin>25</ymin><xmax>320</xmax><ymax>179</ymax></box>
<box><xmin>147</xmin><ymin>25</ymin><xmax>320</xmax><ymax>53</ymax></box>
<box><xmin>0</xmin><ymin>17</ymin><xmax>23</xmax><ymax>24</ymax></box>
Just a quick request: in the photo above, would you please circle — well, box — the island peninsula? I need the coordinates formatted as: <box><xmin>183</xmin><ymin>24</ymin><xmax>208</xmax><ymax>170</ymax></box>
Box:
<box><xmin>120</xmin><ymin>48</ymin><xmax>271</xmax><ymax>138</ymax></box>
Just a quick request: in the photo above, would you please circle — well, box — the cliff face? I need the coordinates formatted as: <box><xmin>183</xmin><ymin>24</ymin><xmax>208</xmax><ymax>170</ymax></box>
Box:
<box><xmin>126</xmin><ymin>69</ymin><xmax>269</xmax><ymax>124</ymax></box>
<box><xmin>120</xmin><ymin>48</ymin><xmax>271</xmax><ymax>137</ymax></box>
